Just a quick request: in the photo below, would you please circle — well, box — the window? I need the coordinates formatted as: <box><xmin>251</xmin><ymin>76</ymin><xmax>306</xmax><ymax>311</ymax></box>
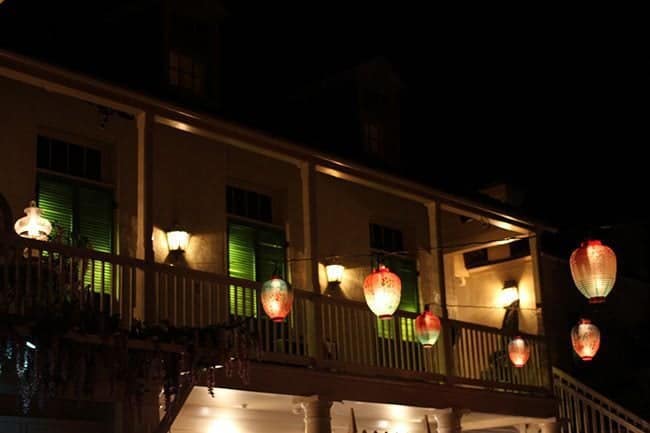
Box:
<box><xmin>463</xmin><ymin>239</ymin><xmax>531</xmax><ymax>269</ymax></box>
<box><xmin>168</xmin><ymin>50</ymin><xmax>206</xmax><ymax>96</ymax></box>
<box><xmin>363</xmin><ymin>122</ymin><xmax>384</xmax><ymax>158</ymax></box>
<box><xmin>227</xmin><ymin>186</ymin><xmax>285</xmax><ymax>317</ymax></box>
<box><xmin>227</xmin><ymin>186</ymin><xmax>272</xmax><ymax>223</ymax></box>
<box><xmin>37</xmin><ymin>175</ymin><xmax>113</xmax><ymax>293</ymax></box>
<box><xmin>37</xmin><ymin>135</ymin><xmax>102</xmax><ymax>181</ymax></box>
<box><xmin>370</xmin><ymin>224</ymin><xmax>419</xmax><ymax>340</ymax></box>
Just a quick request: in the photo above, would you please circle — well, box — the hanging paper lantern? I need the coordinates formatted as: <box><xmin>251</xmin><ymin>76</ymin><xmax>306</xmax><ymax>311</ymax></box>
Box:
<box><xmin>414</xmin><ymin>306</ymin><xmax>441</xmax><ymax>348</ymax></box>
<box><xmin>363</xmin><ymin>264</ymin><xmax>401</xmax><ymax>319</ymax></box>
<box><xmin>508</xmin><ymin>336</ymin><xmax>531</xmax><ymax>368</ymax></box>
<box><xmin>261</xmin><ymin>276</ymin><xmax>293</xmax><ymax>322</ymax></box>
<box><xmin>570</xmin><ymin>240</ymin><xmax>616</xmax><ymax>304</ymax></box>
<box><xmin>14</xmin><ymin>201</ymin><xmax>52</xmax><ymax>241</ymax></box>
<box><xmin>571</xmin><ymin>318</ymin><xmax>601</xmax><ymax>361</ymax></box>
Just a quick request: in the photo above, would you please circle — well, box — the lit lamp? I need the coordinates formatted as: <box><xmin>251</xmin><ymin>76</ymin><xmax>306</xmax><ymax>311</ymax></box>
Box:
<box><xmin>14</xmin><ymin>201</ymin><xmax>52</xmax><ymax>241</ymax></box>
<box><xmin>508</xmin><ymin>335</ymin><xmax>531</xmax><ymax>368</ymax></box>
<box><xmin>166</xmin><ymin>224</ymin><xmax>190</xmax><ymax>253</ymax></box>
<box><xmin>324</xmin><ymin>263</ymin><xmax>345</xmax><ymax>297</ymax></box>
<box><xmin>363</xmin><ymin>264</ymin><xmax>401</xmax><ymax>320</ymax></box>
<box><xmin>261</xmin><ymin>275</ymin><xmax>293</xmax><ymax>322</ymax></box>
<box><xmin>414</xmin><ymin>305</ymin><xmax>441</xmax><ymax>348</ymax></box>
<box><xmin>570</xmin><ymin>240</ymin><xmax>616</xmax><ymax>304</ymax></box>
<box><xmin>571</xmin><ymin>318</ymin><xmax>601</xmax><ymax>361</ymax></box>
<box><xmin>500</xmin><ymin>280</ymin><xmax>519</xmax><ymax>308</ymax></box>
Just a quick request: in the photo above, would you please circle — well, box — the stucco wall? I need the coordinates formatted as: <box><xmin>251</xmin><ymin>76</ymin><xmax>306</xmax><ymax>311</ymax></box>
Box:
<box><xmin>445</xmin><ymin>254</ymin><xmax>539</xmax><ymax>334</ymax></box>
<box><xmin>314</xmin><ymin>173</ymin><xmax>437</xmax><ymax>305</ymax></box>
<box><xmin>0</xmin><ymin>76</ymin><xmax>138</xmax><ymax>255</ymax></box>
<box><xmin>150</xmin><ymin>124</ymin><xmax>308</xmax><ymax>288</ymax></box>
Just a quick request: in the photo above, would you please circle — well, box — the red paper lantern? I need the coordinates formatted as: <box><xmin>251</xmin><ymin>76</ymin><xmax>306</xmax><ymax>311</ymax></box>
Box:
<box><xmin>415</xmin><ymin>306</ymin><xmax>441</xmax><ymax>348</ymax></box>
<box><xmin>508</xmin><ymin>336</ymin><xmax>531</xmax><ymax>368</ymax></box>
<box><xmin>363</xmin><ymin>264</ymin><xmax>401</xmax><ymax>319</ymax></box>
<box><xmin>261</xmin><ymin>276</ymin><xmax>293</xmax><ymax>322</ymax></box>
<box><xmin>570</xmin><ymin>240</ymin><xmax>616</xmax><ymax>304</ymax></box>
<box><xmin>571</xmin><ymin>318</ymin><xmax>601</xmax><ymax>361</ymax></box>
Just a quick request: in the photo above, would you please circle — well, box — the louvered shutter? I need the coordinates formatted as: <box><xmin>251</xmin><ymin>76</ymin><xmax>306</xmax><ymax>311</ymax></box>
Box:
<box><xmin>255</xmin><ymin>227</ymin><xmax>286</xmax><ymax>282</ymax></box>
<box><xmin>79</xmin><ymin>186</ymin><xmax>113</xmax><ymax>294</ymax></box>
<box><xmin>228</xmin><ymin>222</ymin><xmax>257</xmax><ymax>317</ymax></box>
<box><xmin>37</xmin><ymin>176</ymin><xmax>74</xmax><ymax>243</ymax></box>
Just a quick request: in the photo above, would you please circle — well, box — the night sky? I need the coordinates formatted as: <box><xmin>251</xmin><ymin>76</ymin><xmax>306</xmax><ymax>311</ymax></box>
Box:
<box><xmin>1</xmin><ymin>1</ymin><xmax>647</xmax><ymax>228</ymax></box>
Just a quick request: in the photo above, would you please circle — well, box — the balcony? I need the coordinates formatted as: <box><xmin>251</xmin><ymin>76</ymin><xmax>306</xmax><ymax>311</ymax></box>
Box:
<box><xmin>0</xmin><ymin>232</ymin><xmax>552</xmax><ymax>398</ymax></box>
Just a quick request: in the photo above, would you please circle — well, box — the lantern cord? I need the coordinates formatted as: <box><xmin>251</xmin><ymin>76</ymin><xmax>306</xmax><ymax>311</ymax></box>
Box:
<box><xmin>286</xmin><ymin>234</ymin><xmax>535</xmax><ymax>263</ymax></box>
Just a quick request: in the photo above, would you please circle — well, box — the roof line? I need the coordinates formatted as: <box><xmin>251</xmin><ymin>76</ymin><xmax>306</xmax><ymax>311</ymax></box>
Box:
<box><xmin>0</xmin><ymin>49</ymin><xmax>555</xmax><ymax>233</ymax></box>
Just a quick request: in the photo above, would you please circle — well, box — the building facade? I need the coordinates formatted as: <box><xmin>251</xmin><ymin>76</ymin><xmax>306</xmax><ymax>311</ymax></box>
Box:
<box><xmin>0</xmin><ymin>51</ymin><xmax>565</xmax><ymax>433</ymax></box>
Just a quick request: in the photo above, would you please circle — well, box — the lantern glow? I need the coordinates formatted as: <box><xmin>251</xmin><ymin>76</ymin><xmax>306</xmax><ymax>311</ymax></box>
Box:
<box><xmin>500</xmin><ymin>280</ymin><xmax>519</xmax><ymax>307</ymax></box>
<box><xmin>261</xmin><ymin>276</ymin><xmax>293</xmax><ymax>322</ymax></box>
<box><xmin>571</xmin><ymin>318</ymin><xmax>601</xmax><ymax>361</ymax></box>
<box><xmin>570</xmin><ymin>240</ymin><xmax>616</xmax><ymax>304</ymax></box>
<box><xmin>363</xmin><ymin>264</ymin><xmax>401</xmax><ymax>319</ymax></box>
<box><xmin>325</xmin><ymin>264</ymin><xmax>345</xmax><ymax>283</ymax></box>
<box><xmin>414</xmin><ymin>306</ymin><xmax>441</xmax><ymax>348</ymax></box>
<box><xmin>166</xmin><ymin>226</ymin><xmax>190</xmax><ymax>252</ymax></box>
<box><xmin>14</xmin><ymin>201</ymin><xmax>52</xmax><ymax>241</ymax></box>
<box><xmin>508</xmin><ymin>336</ymin><xmax>531</xmax><ymax>367</ymax></box>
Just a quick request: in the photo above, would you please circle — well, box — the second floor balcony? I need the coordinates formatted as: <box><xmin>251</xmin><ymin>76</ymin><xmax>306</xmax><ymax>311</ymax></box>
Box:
<box><xmin>0</xmin><ymin>232</ymin><xmax>552</xmax><ymax>399</ymax></box>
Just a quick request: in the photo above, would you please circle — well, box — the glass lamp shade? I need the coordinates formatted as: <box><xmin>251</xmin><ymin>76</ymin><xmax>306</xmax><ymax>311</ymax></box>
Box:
<box><xmin>166</xmin><ymin>229</ymin><xmax>190</xmax><ymax>252</ymax></box>
<box><xmin>325</xmin><ymin>264</ymin><xmax>345</xmax><ymax>283</ymax></box>
<box><xmin>570</xmin><ymin>240</ymin><xmax>616</xmax><ymax>304</ymax></box>
<box><xmin>261</xmin><ymin>276</ymin><xmax>293</xmax><ymax>322</ymax></box>
<box><xmin>571</xmin><ymin>318</ymin><xmax>601</xmax><ymax>361</ymax></box>
<box><xmin>508</xmin><ymin>336</ymin><xmax>531</xmax><ymax>368</ymax></box>
<box><xmin>14</xmin><ymin>201</ymin><xmax>52</xmax><ymax>241</ymax></box>
<box><xmin>363</xmin><ymin>264</ymin><xmax>401</xmax><ymax>320</ymax></box>
<box><xmin>500</xmin><ymin>280</ymin><xmax>519</xmax><ymax>307</ymax></box>
<box><xmin>414</xmin><ymin>307</ymin><xmax>441</xmax><ymax>348</ymax></box>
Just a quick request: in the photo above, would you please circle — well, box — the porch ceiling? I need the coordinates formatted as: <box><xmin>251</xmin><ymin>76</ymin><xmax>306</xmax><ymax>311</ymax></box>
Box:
<box><xmin>172</xmin><ymin>387</ymin><xmax>549</xmax><ymax>433</ymax></box>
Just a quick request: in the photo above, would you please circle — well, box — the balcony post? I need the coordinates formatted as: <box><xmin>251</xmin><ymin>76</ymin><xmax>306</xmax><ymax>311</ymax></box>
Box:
<box><xmin>432</xmin><ymin>408</ymin><xmax>464</xmax><ymax>433</ymax></box>
<box><xmin>301</xmin><ymin>161</ymin><xmax>323</xmax><ymax>362</ymax></box>
<box><xmin>295</xmin><ymin>395</ymin><xmax>333</xmax><ymax>433</ymax></box>
<box><xmin>137</xmin><ymin>111</ymin><xmax>156</xmax><ymax>325</ymax></box>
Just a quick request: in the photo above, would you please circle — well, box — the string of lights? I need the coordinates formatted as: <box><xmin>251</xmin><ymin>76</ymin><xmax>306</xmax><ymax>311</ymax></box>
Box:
<box><xmin>286</xmin><ymin>233</ymin><xmax>535</xmax><ymax>263</ymax></box>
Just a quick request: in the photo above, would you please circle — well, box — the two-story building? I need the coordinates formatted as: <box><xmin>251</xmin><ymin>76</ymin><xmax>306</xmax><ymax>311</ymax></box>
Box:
<box><xmin>0</xmin><ymin>48</ymin><xmax>568</xmax><ymax>433</ymax></box>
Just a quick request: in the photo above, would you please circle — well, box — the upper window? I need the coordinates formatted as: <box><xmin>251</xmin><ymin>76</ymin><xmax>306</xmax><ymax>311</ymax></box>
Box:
<box><xmin>363</xmin><ymin>122</ymin><xmax>384</xmax><ymax>159</ymax></box>
<box><xmin>463</xmin><ymin>239</ymin><xmax>531</xmax><ymax>270</ymax></box>
<box><xmin>37</xmin><ymin>135</ymin><xmax>102</xmax><ymax>181</ymax></box>
<box><xmin>227</xmin><ymin>186</ymin><xmax>272</xmax><ymax>223</ymax></box>
<box><xmin>168</xmin><ymin>50</ymin><xmax>206</xmax><ymax>96</ymax></box>
<box><xmin>370</xmin><ymin>223</ymin><xmax>403</xmax><ymax>253</ymax></box>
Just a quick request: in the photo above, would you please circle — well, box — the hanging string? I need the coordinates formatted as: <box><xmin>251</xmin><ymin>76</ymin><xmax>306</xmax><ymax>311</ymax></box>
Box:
<box><xmin>286</xmin><ymin>233</ymin><xmax>536</xmax><ymax>263</ymax></box>
<box><xmin>425</xmin><ymin>300</ymin><xmax>539</xmax><ymax>312</ymax></box>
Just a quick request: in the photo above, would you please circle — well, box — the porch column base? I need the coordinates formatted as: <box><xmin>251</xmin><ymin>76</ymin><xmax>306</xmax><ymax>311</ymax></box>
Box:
<box><xmin>296</xmin><ymin>395</ymin><xmax>333</xmax><ymax>433</ymax></box>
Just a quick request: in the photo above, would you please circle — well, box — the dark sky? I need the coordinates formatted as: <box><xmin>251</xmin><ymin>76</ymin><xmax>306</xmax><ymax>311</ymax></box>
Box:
<box><xmin>1</xmin><ymin>1</ymin><xmax>647</xmax><ymax>228</ymax></box>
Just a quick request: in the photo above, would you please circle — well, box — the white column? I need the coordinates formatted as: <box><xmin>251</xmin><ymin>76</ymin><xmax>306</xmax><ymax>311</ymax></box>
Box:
<box><xmin>433</xmin><ymin>408</ymin><xmax>464</xmax><ymax>433</ymax></box>
<box><xmin>538</xmin><ymin>422</ymin><xmax>561</xmax><ymax>433</ymax></box>
<box><xmin>298</xmin><ymin>395</ymin><xmax>333</xmax><ymax>433</ymax></box>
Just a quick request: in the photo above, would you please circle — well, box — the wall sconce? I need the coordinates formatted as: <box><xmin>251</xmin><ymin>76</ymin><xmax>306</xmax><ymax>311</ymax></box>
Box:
<box><xmin>14</xmin><ymin>200</ymin><xmax>52</xmax><ymax>241</ymax></box>
<box><xmin>500</xmin><ymin>280</ymin><xmax>519</xmax><ymax>308</ymax></box>
<box><xmin>166</xmin><ymin>224</ymin><xmax>190</xmax><ymax>254</ymax></box>
<box><xmin>324</xmin><ymin>263</ymin><xmax>345</xmax><ymax>297</ymax></box>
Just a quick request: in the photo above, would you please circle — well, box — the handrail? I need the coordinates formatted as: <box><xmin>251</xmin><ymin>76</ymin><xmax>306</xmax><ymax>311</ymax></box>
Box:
<box><xmin>0</xmin><ymin>233</ymin><xmax>553</xmax><ymax>395</ymax></box>
<box><xmin>553</xmin><ymin>367</ymin><xmax>650</xmax><ymax>433</ymax></box>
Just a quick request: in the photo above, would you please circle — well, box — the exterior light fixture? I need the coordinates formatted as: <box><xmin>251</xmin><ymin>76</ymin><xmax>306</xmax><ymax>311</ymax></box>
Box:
<box><xmin>571</xmin><ymin>318</ymin><xmax>601</xmax><ymax>361</ymax></box>
<box><xmin>508</xmin><ymin>336</ymin><xmax>531</xmax><ymax>368</ymax></box>
<box><xmin>324</xmin><ymin>263</ymin><xmax>345</xmax><ymax>297</ymax></box>
<box><xmin>500</xmin><ymin>280</ymin><xmax>519</xmax><ymax>307</ymax></box>
<box><xmin>570</xmin><ymin>240</ymin><xmax>616</xmax><ymax>304</ymax></box>
<box><xmin>166</xmin><ymin>224</ymin><xmax>190</xmax><ymax>253</ymax></box>
<box><xmin>414</xmin><ymin>305</ymin><xmax>441</xmax><ymax>349</ymax></box>
<box><xmin>261</xmin><ymin>275</ymin><xmax>293</xmax><ymax>322</ymax></box>
<box><xmin>14</xmin><ymin>201</ymin><xmax>52</xmax><ymax>241</ymax></box>
<box><xmin>363</xmin><ymin>264</ymin><xmax>401</xmax><ymax>320</ymax></box>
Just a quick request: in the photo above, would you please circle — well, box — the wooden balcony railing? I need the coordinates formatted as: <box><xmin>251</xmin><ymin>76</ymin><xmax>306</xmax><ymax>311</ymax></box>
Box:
<box><xmin>0</xmin><ymin>233</ymin><xmax>551</xmax><ymax>395</ymax></box>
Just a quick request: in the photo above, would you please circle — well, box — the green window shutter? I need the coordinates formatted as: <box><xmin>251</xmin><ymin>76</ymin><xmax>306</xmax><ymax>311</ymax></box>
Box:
<box><xmin>376</xmin><ymin>257</ymin><xmax>419</xmax><ymax>341</ymax></box>
<box><xmin>78</xmin><ymin>186</ymin><xmax>114</xmax><ymax>294</ymax></box>
<box><xmin>255</xmin><ymin>227</ymin><xmax>286</xmax><ymax>282</ymax></box>
<box><xmin>37</xmin><ymin>176</ymin><xmax>74</xmax><ymax>243</ymax></box>
<box><xmin>228</xmin><ymin>222</ymin><xmax>258</xmax><ymax>317</ymax></box>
